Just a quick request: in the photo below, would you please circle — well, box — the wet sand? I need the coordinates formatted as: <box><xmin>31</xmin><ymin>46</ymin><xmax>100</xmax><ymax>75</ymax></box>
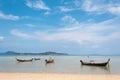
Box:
<box><xmin>0</xmin><ymin>73</ymin><xmax>120</xmax><ymax>80</ymax></box>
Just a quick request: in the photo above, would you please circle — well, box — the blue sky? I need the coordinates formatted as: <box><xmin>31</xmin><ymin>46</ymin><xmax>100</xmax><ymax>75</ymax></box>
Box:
<box><xmin>0</xmin><ymin>0</ymin><xmax>120</xmax><ymax>55</ymax></box>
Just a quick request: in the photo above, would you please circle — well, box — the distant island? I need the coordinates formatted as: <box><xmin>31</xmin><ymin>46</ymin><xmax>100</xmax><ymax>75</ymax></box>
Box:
<box><xmin>0</xmin><ymin>51</ymin><xmax>68</xmax><ymax>56</ymax></box>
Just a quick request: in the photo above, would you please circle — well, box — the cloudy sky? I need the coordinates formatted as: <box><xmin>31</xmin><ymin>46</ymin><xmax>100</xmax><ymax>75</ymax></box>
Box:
<box><xmin>0</xmin><ymin>0</ymin><xmax>120</xmax><ymax>55</ymax></box>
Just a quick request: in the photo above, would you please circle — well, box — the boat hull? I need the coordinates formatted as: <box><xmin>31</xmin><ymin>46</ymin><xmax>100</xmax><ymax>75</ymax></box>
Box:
<box><xmin>80</xmin><ymin>59</ymin><xmax>110</xmax><ymax>66</ymax></box>
<box><xmin>45</xmin><ymin>59</ymin><xmax>54</xmax><ymax>63</ymax></box>
<box><xmin>16</xmin><ymin>58</ymin><xmax>33</xmax><ymax>62</ymax></box>
<box><xmin>34</xmin><ymin>58</ymin><xmax>41</xmax><ymax>61</ymax></box>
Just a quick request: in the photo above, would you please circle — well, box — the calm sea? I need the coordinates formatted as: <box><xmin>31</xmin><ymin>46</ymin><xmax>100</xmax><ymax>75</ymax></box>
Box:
<box><xmin>0</xmin><ymin>55</ymin><xmax>120</xmax><ymax>74</ymax></box>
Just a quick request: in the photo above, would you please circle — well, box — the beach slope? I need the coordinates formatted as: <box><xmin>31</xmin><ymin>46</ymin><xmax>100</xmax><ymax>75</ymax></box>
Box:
<box><xmin>0</xmin><ymin>73</ymin><xmax>120</xmax><ymax>80</ymax></box>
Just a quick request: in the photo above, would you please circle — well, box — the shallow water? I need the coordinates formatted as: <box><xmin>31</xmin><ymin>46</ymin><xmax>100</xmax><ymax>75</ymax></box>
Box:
<box><xmin>0</xmin><ymin>55</ymin><xmax>120</xmax><ymax>74</ymax></box>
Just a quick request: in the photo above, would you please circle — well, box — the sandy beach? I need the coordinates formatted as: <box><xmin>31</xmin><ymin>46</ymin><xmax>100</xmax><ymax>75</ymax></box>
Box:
<box><xmin>0</xmin><ymin>73</ymin><xmax>120</xmax><ymax>80</ymax></box>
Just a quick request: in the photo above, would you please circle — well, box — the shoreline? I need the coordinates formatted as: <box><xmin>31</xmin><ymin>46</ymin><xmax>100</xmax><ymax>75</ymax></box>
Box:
<box><xmin>0</xmin><ymin>73</ymin><xmax>120</xmax><ymax>80</ymax></box>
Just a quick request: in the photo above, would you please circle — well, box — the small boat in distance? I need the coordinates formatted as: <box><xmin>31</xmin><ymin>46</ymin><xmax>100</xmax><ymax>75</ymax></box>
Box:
<box><xmin>16</xmin><ymin>58</ymin><xmax>33</xmax><ymax>62</ymax></box>
<box><xmin>80</xmin><ymin>58</ymin><xmax>110</xmax><ymax>66</ymax></box>
<box><xmin>45</xmin><ymin>59</ymin><xmax>54</xmax><ymax>63</ymax></box>
<box><xmin>34</xmin><ymin>58</ymin><xmax>41</xmax><ymax>61</ymax></box>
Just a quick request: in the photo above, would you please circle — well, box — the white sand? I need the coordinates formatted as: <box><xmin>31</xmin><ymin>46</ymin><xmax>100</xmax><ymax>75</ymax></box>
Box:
<box><xmin>0</xmin><ymin>73</ymin><xmax>120</xmax><ymax>80</ymax></box>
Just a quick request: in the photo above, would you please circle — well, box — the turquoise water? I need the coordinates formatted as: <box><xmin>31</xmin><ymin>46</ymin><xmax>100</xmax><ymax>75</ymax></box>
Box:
<box><xmin>0</xmin><ymin>56</ymin><xmax>120</xmax><ymax>74</ymax></box>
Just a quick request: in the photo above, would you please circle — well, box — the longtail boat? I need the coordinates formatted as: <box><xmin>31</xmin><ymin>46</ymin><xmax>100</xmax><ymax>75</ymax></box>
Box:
<box><xmin>34</xmin><ymin>58</ymin><xmax>41</xmax><ymax>61</ymax></box>
<box><xmin>45</xmin><ymin>59</ymin><xmax>54</xmax><ymax>63</ymax></box>
<box><xmin>80</xmin><ymin>59</ymin><xmax>110</xmax><ymax>66</ymax></box>
<box><xmin>16</xmin><ymin>58</ymin><xmax>33</xmax><ymax>62</ymax></box>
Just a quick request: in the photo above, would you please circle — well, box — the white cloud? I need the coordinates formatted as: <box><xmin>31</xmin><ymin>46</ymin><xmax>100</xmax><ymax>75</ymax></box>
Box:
<box><xmin>58</xmin><ymin>0</ymin><xmax>82</xmax><ymax>12</ymax></box>
<box><xmin>44</xmin><ymin>11</ymin><xmax>50</xmax><ymax>15</ymax></box>
<box><xmin>61</xmin><ymin>15</ymin><xmax>79</xmax><ymax>26</ymax></box>
<box><xmin>108</xmin><ymin>6</ymin><xmax>120</xmax><ymax>15</ymax></box>
<box><xmin>33</xmin><ymin>17</ymin><xmax>120</xmax><ymax>47</ymax></box>
<box><xmin>26</xmin><ymin>0</ymin><xmax>50</xmax><ymax>10</ymax></box>
<box><xmin>59</xmin><ymin>0</ymin><xmax>120</xmax><ymax>15</ymax></box>
<box><xmin>10</xmin><ymin>17</ymin><xmax>120</xmax><ymax>48</ymax></box>
<box><xmin>0</xmin><ymin>36</ymin><xmax>4</xmax><ymax>41</ymax></box>
<box><xmin>59</xmin><ymin>6</ymin><xmax>73</xmax><ymax>12</ymax></box>
<box><xmin>11</xmin><ymin>30</ymin><xmax>31</xmax><ymax>39</ymax></box>
<box><xmin>81</xmin><ymin>0</ymin><xmax>120</xmax><ymax>15</ymax></box>
<box><xmin>81</xmin><ymin>0</ymin><xmax>108</xmax><ymax>14</ymax></box>
<box><xmin>25</xmin><ymin>24</ymin><xmax>35</xmax><ymax>27</ymax></box>
<box><xmin>0</xmin><ymin>12</ymin><xmax>19</xmax><ymax>20</ymax></box>
<box><xmin>58</xmin><ymin>0</ymin><xmax>120</xmax><ymax>16</ymax></box>
<box><xmin>82</xmin><ymin>0</ymin><xmax>95</xmax><ymax>12</ymax></box>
